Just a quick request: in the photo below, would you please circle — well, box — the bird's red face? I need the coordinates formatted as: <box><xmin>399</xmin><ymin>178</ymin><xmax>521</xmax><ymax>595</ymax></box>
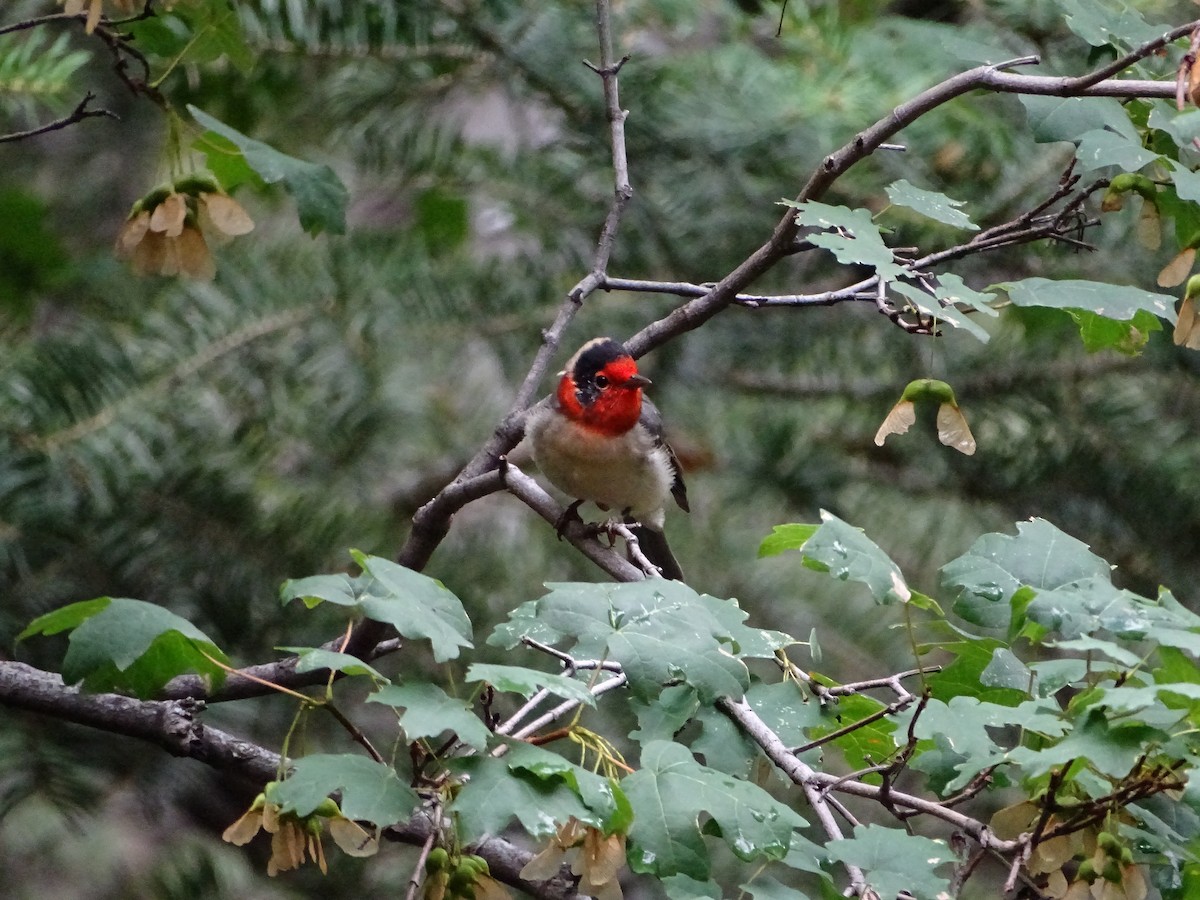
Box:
<box><xmin>556</xmin><ymin>338</ymin><xmax>650</xmax><ymax>436</ymax></box>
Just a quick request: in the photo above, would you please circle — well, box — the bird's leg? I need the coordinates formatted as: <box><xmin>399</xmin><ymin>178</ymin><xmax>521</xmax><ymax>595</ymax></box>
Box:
<box><xmin>554</xmin><ymin>499</ymin><xmax>586</xmax><ymax>540</ymax></box>
<box><xmin>617</xmin><ymin>509</ymin><xmax>643</xmax><ymax>555</ymax></box>
<box><xmin>586</xmin><ymin>504</ymin><xmax>622</xmax><ymax>546</ymax></box>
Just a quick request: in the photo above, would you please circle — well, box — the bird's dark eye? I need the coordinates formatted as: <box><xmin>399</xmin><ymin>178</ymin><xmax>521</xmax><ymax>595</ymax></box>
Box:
<box><xmin>594</xmin><ymin>374</ymin><xmax>609</xmax><ymax>388</ymax></box>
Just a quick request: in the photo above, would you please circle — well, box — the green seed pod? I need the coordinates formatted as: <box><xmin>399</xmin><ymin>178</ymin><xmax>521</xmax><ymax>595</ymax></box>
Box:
<box><xmin>1128</xmin><ymin>174</ymin><xmax>1157</xmax><ymax>202</ymax></box>
<box><xmin>447</xmin><ymin>867</ymin><xmax>476</xmax><ymax>895</ymax></box>
<box><xmin>142</xmin><ymin>184</ymin><xmax>174</xmax><ymax>210</ymax></box>
<box><xmin>1077</xmin><ymin>859</ymin><xmax>1097</xmax><ymax>883</ymax></box>
<box><xmin>426</xmin><ymin>847</ymin><xmax>450</xmax><ymax>873</ymax></box>
<box><xmin>423</xmin><ymin>870</ymin><xmax>449</xmax><ymax>900</ymax></box>
<box><xmin>463</xmin><ymin>854</ymin><xmax>489</xmax><ymax>876</ymax></box>
<box><xmin>1108</xmin><ymin>173</ymin><xmax>1139</xmax><ymax>193</ymax></box>
<box><xmin>1101</xmin><ymin>858</ymin><xmax>1123</xmax><ymax>883</ymax></box>
<box><xmin>1102</xmin><ymin>177</ymin><xmax>1134</xmax><ymax>212</ymax></box>
<box><xmin>173</xmin><ymin>172</ymin><xmax>222</xmax><ymax>197</ymax></box>
<box><xmin>1097</xmin><ymin>832</ymin><xmax>1121</xmax><ymax>854</ymax></box>
<box><xmin>899</xmin><ymin>378</ymin><xmax>957</xmax><ymax>406</ymax></box>
<box><xmin>313</xmin><ymin>798</ymin><xmax>341</xmax><ymax>818</ymax></box>
<box><xmin>1185</xmin><ymin>274</ymin><xmax>1200</xmax><ymax>302</ymax></box>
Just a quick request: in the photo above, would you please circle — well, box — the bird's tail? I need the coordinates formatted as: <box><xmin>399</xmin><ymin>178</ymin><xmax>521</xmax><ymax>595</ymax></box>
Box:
<box><xmin>630</xmin><ymin>525</ymin><xmax>684</xmax><ymax>581</ymax></box>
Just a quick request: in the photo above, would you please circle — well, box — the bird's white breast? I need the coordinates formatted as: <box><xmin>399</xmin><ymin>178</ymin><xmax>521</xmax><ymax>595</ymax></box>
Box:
<box><xmin>526</xmin><ymin>409</ymin><xmax>672</xmax><ymax>527</ymax></box>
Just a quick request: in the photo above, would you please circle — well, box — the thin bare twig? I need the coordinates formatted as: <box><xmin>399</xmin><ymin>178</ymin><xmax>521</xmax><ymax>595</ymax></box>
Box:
<box><xmin>509</xmin><ymin>673</ymin><xmax>627</xmax><ymax>741</ymax></box>
<box><xmin>518</xmin><ymin>638</ymin><xmax>623</xmax><ymax>675</ymax></box>
<box><xmin>729</xmin><ymin>167</ymin><xmax>1103</xmax><ymax>318</ymax></box>
<box><xmin>405</xmin><ymin>825</ymin><xmax>439</xmax><ymax>900</ymax></box>
<box><xmin>610</xmin><ymin>522</ymin><xmax>664</xmax><ymax>577</ymax></box>
<box><xmin>792</xmin><ymin>700</ymin><xmax>900</xmax><ymax>756</ymax></box>
<box><xmin>0</xmin><ymin>92</ymin><xmax>117</xmax><ymax>144</ymax></box>
<box><xmin>0</xmin><ymin>11</ymin><xmax>77</xmax><ymax>37</ymax></box>
<box><xmin>162</xmin><ymin>638</ymin><xmax>403</xmax><ymax>702</ymax></box>
<box><xmin>325</xmin><ymin>704</ymin><xmax>385</xmax><ymax>764</ymax></box>
<box><xmin>492</xmin><ymin>639</ymin><xmax>623</xmax><ymax>738</ymax></box>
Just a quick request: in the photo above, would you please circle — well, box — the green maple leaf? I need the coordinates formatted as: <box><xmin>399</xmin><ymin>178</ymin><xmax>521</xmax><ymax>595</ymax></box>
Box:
<box><xmin>901</xmin><ymin>696</ymin><xmax>1067</xmax><ymax>792</ymax></box>
<box><xmin>449</xmin><ymin>743</ymin><xmax>628</xmax><ymax>838</ymax></box>
<box><xmin>631</xmin><ymin>685</ymin><xmax>701</xmax><ymax>745</ymax></box>
<box><xmin>281</xmin><ymin>553</ymin><xmax>473</xmax><ymax>662</ymax></box>
<box><xmin>926</xmin><ymin>637</ymin><xmax>1026</xmax><ymax>704</ymax></box>
<box><xmin>809</xmin><ymin>693</ymin><xmax>896</xmax><ymax>773</ymax></box>
<box><xmin>19</xmin><ymin>597</ymin><xmax>227</xmax><ymax>698</ymax></box>
<box><xmin>995</xmin><ymin>278</ymin><xmax>1170</xmax><ymax>355</ymax></box>
<box><xmin>691</xmin><ymin>704</ymin><xmax>760</xmax><ymax>777</ymax></box>
<box><xmin>746</xmin><ymin>681</ymin><xmax>823</xmax><ymax>749</ymax></box>
<box><xmin>780</xmin><ymin>511</ymin><xmax>913</xmax><ymax>605</ymax></box>
<box><xmin>490</xmin><ymin>580</ymin><xmax>790</xmax><ymax>702</ymax></box>
<box><xmin>1026</xmin><ymin>576</ymin><xmax>1182</xmax><ymax>643</ymax></box>
<box><xmin>623</xmin><ymin>741</ymin><xmax>805</xmax><ymax>880</ymax></box>
<box><xmin>826</xmin><ymin>824</ymin><xmax>954</xmax><ymax>900</ymax></box>
<box><xmin>941</xmin><ymin>518</ymin><xmax>1109</xmax><ymax>632</ymax></box>
<box><xmin>368</xmin><ymin>681</ymin><xmax>490</xmax><ymax>750</ymax></box>
<box><xmin>278</xmin><ymin>647</ymin><xmax>386</xmax><ymax>683</ymax></box>
<box><xmin>786</xmin><ymin>202</ymin><xmax>904</xmax><ymax>281</ymax></box>
<box><xmin>1007</xmin><ymin>708</ymin><xmax>1168</xmax><ymax>779</ymax></box>
<box><xmin>885</xmin><ymin>179</ymin><xmax>979</xmax><ymax>230</ymax></box>
<box><xmin>269</xmin><ymin>754</ymin><xmax>417</xmax><ymax>826</ymax></box>
<box><xmin>190</xmin><ymin>106</ymin><xmax>348</xmax><ymax>235</ymax></box>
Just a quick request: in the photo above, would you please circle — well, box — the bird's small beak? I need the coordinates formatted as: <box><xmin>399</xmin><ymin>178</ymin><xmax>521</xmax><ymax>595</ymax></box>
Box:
<box><xmin>626</xmin><ymin>373</ymin><xmax>652</xmax><ymax>389</ymax></box>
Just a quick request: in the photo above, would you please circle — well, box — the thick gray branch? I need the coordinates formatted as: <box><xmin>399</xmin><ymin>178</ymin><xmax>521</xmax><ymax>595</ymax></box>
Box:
<box><xmin>0</xmin><ymin>660</ymin><xmax>583</xmax><ymax>900</ymax></box>
<box><xmin>0</xmin><ymin>661</ymin><xmax>280</xmax><ymax>783</ymax></box>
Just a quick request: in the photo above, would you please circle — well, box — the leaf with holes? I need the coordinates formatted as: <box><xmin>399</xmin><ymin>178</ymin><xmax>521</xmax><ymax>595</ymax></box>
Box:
<box><xmin>885</xmin><ymin>179</ymin><xmax>978</xmax><ymax>230</ymax></box>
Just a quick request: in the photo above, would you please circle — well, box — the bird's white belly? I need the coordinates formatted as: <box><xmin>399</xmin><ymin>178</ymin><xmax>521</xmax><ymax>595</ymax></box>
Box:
<box><xmin>529</xmin><ymin>415</ymin><xmax>671</xmax><ymax>525</ymax></box>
